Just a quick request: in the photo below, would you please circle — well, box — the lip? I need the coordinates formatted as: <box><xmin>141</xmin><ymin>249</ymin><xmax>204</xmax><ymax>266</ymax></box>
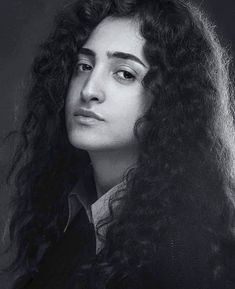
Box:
<box><xmin>74</xmin><ymin>108</ymin><xmax>105</xmax><ymax>121</ymax></box>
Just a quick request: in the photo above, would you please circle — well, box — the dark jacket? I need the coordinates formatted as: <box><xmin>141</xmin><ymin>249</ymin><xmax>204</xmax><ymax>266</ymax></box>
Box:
<box><xmin>15</xmin><ymin>167</ymin><xmax>235</xmax><ymax>289</ymax></box>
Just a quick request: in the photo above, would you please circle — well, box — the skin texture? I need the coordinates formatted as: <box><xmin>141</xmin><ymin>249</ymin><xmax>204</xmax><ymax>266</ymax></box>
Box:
<box><xmin>65</xmin><ymin>17</ymin><xmax>151</xmax><ymax>196</ymax></box>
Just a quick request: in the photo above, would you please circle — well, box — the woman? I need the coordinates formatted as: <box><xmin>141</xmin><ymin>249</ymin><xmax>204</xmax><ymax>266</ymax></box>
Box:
<box><xmin>4</xmin><ymin>0</ymin><xmax>235</xmax><ymax>288</ymax></box>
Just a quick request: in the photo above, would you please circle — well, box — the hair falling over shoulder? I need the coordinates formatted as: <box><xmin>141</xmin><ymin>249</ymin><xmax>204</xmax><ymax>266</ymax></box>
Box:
<box><xmin>3</xmin><ymin>0</ymin><xmax>235</xmax><ymax>288</ymax></box>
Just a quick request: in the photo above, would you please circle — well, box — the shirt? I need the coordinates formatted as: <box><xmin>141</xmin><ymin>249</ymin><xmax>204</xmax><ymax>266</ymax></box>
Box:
<box><xmin>63</xmin><ymin>166</ymin><xmax>126</xmax><ymax>254</ymax></box>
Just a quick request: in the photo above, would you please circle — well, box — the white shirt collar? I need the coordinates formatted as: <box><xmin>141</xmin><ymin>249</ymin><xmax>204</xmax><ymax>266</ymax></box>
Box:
<box><xmin>64</xmin><ymin>171</ymin><xmax>126</xmax><ymax>253</ymax></box>
<box><xmin>91</xmin><ymin>181</ymin><xmax>126</xmax><ymax>253</ymax></box>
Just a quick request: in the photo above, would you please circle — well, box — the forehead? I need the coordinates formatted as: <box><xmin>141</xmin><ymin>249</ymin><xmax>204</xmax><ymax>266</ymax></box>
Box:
<box><xmin>82</xmin><ymin>17</ymin><xmax>145</xmax><ymax>59</ymax></box>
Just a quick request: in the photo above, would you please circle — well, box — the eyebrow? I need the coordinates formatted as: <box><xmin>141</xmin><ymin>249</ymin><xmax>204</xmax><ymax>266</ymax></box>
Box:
<box><xmin>79</xmin><ymin>47</ymin><xmax>147</xmax><ymax>68</ymax></box>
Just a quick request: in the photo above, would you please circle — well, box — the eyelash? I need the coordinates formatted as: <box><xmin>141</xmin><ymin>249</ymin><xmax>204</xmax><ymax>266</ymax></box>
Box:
<box><xmin>77</xmin><ymin>63</ymin><xmax>93</xmax><ymax>72</ymax></box>
<box><xmin>76</xmin><ymin>63</ymin><xmax>136</xmax><ymax>82</ymax></box>
<box><xmin>114</xmin><ymin>70</ymin><xmax>136</xmax><ymax>82</ymax></box>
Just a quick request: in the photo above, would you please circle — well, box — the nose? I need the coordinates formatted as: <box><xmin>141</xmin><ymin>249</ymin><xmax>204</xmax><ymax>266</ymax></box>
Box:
<box><xmin>80</xmin><ymin>69</ymin><xmax>105</xmax><ymax>104</ymax></box>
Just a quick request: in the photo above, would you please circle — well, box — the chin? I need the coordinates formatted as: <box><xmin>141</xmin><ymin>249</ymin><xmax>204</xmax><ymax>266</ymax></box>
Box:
<box><xmin>67</xmin><ymin>129</ymin><xmax>136</xmax><ymax>153</ymax></box>
<box><xmin>68</xmin><ymin>132</ymin><xmax>107</xmax><ymax>152</ymax></box>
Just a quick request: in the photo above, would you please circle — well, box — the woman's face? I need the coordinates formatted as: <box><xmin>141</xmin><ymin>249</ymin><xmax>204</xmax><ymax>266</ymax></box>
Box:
<box><xmin>65</xmin><ymin>17</ymin><xmax>151</xmax><ymax>153</ymax></box>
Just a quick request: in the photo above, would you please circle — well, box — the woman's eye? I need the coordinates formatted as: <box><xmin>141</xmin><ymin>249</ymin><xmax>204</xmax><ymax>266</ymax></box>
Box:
<box><xmin>77</xmin><ymin>63</ymin><xmax>93</xmax><ymax>72</ymax></box>
<box><xmin>115</xmin><ymin>70</ymin><xmax>136</xmax><ymax>82</ymax></box>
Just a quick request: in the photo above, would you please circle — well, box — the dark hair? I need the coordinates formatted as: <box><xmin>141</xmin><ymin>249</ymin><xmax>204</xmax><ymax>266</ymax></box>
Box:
<box><xmin>4</xmin><ymin>0</ymin><xmax>235</xmax><ymax>287</ymax></box>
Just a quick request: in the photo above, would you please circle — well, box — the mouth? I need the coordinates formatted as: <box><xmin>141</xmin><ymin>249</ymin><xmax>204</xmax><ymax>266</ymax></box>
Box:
<box><xmin>74</xmin><ymin>108</ymin><xmax>105</xmax><ymax>121</ymax></box>
<box><xmin>74</xmin><ymin>115</ymin><xmax>101</xmax><ymax>125</ymax></box>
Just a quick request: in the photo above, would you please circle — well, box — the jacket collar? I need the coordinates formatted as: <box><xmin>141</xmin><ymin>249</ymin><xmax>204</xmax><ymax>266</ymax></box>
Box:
<box><xmin>64</xmin><ymin>164</ymin><xmax>126</xmax><ymax>253</ymax></box>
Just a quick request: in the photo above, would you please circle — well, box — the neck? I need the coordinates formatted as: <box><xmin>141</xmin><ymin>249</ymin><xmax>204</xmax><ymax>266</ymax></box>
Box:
<box><xmin>88</xmin><ymin>148</ymin><xmax>138</xmax><ymax>199</ymax></box>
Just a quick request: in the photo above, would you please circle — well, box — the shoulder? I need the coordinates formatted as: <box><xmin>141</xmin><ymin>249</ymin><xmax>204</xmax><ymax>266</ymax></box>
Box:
<box><xmin>146</xmin><ymin>221</ymin><xmax>235</xmax><ymax>289</ymax></box>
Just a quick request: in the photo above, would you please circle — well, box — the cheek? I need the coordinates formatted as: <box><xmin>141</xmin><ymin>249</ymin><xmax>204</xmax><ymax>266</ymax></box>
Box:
<box><xmin>109</xmin><ymin>98</ymin><xmax>146</xmax><ymax>141</ymax></box>
<box><xmin>65</xmin><ymin>95</ymin><xmax>77</xmax><ymax>133</ymax></box>
<box><xmin>115</xmin><ymin>89</ymin><xmax>147</xmax><ymax>121</ymax></box>
<box><xmin>64</xmin><ymin>98</ymin><xmax>72</xmax><ymax>130</ymax></box>
<box><xmin>66</xmin><ymin>78</ymin><xmax>83</xmax><ymax>106</ymax></box>
<box><xmin>65</xmin><ymin>85</ymin><xmax>81</xmax><ymax>116</ymax></box>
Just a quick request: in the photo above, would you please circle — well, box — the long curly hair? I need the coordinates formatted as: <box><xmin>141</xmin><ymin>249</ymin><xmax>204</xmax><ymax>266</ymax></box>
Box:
<box><xmin>5</xmin><ymin>0</ymin><xmax>235</xmax><ymax>288</ymax></box>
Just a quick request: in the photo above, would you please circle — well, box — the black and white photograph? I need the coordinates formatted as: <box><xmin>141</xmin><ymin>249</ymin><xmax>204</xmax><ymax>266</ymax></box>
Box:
<box><xmin>0</xmin><ymin>0</ymin><xmax>235</xmax><ymax>288</ymax></box>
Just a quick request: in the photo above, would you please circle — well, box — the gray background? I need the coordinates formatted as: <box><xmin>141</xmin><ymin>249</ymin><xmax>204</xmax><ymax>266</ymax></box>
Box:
<box><xmin>0</xmin><ymin>0</ymin><xmax>234</xmax><ymax>288</ymax></box>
